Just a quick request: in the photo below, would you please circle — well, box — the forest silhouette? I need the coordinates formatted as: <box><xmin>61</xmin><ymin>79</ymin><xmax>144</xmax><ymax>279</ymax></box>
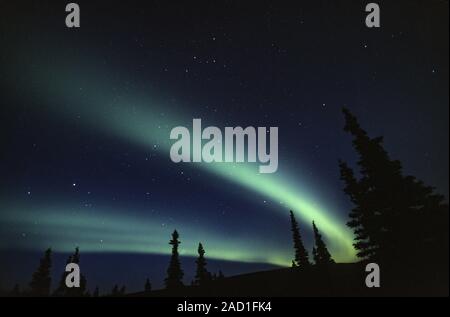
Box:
<box><xmin>3</xmin><ymin>108</ymin><xmax>448</xmax><ymax>297</ymax></box>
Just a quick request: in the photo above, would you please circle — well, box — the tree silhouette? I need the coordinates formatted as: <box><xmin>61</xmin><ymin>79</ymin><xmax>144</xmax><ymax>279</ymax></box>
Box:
<box><xmin>53</xmin><ymin>253</ymin><xmax>73</xmax><ymax>296</ymax></box>
<box><xmin>144</xmin><ymin>278</ymin><xmax>152</xmax><ymax>293</ymax></box>
<box><xmin>53</xmin><ymin>247</ymin><xmax>87</xmax><ymax>296</ymax></box>
<box><xmin>111</xmin><ymin>284</ymin><xmax>119</xmax><ymax>296</ymax></box>
<box><xmin>289</xmin><ymin>210</ymin><xmax>310</xmax><ymax>268</ymax></box>
<box><xmin>92</xmin><ymin>286</ymin><xmax>99</xmax><ymax>297</ymax></box>
<box><xmin>194</xmin><ymin>243</ymin><xmax>211</xmax><ymax>286</ymax></box>
<box><xmin>339</xmin><ymin>108</ymin><xmax>449</xmax><ymax>269</ymax></box>
<box><xmin>29</xmin><ymin>248</ymin><xmax>52</xmax><ymax>296</ymax></box>
<box><xmin>108</xmin><ymin>284</ymin><xmax>126</xmax><ymax>296</ymax></box>
<box><xmin>312</xmin><ymin>221</ymin><xmax>334</xmax><ymax>266</ymax></box>
<box><xmin>165</xmin><ymin>230</ymin><xmax>184</xmax><ymax>289</ymax></box>
<box><xmin>70</xmin><ymin>247</ymin><xmax>87</xmax><ymax>296</ymax></box>
<box><xmin>11</xmin><ymin>284</ymin><xmax>21</xmax><ymax>297</ymax></box>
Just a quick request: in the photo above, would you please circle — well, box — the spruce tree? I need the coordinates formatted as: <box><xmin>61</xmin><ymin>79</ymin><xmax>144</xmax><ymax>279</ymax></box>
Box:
<box><xmin>339</xmin><ymin>108</ymin><xmax>449</xmax><ymax>267</ymax></box>
<box><xmin>53</xmin><ymin>247</ymin><xmax>87</xmax><ymax>296</ymax></box>
<box><xmin>289</xmin><ymin>210</ymin><xmax>310</xmax><ymax>268</ymax></box>
<box><xmin>69</xmin><ymin>247</ymin><xmax>87</xmax><ymax>296</ymax></box>
<box><xmin>11</xmin><ymin>284</ymin><xmax>21</xmax><ymax>296</ymax></box>
<box><xmin>144</xmin><ymin>278</ymin><xmax>152</xmax><ymax>293</ymax></box>
<box><xmin>312</xmin><ymin>221</ymin><xmax>334</xmax><ymax>266</ymax></box>
<box><xmin>53</xmin><ymin>254</ymin><xmax>73</xmax><ymax>296</ymax></box>
<box><xmin>194</xmin><ymin>242</ymin><xmax>211</xmax><ymax>286</ymax></box>
<box><xmin>111</xmin><ymin>284</ymin><xmax>119</xmax><ymax>296</ymax></box>
<box><xmin>29</xmin><ymin>248</ymin><xmax>52</xmax><ymax>296</ymax></box>
<box><xmin>312</xmin><ymin>247</ymin><xmax>317</xmax><ymax>262</ymax></box>
<box><xmin>165</xmin><ymin>230</ymin><xmax>184</xmax><ymax>289</ymax></box>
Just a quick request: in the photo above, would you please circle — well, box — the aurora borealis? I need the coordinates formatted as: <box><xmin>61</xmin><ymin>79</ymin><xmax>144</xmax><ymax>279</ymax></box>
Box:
<box><xmin>1</xmin><ymin>53</ymin><xmax>355</xmax><ymax>263</ymax></box>
<box><xmin>1</xmin><ymin>1</ymin><xmax>448</xmax><ymax>292</ymax></box>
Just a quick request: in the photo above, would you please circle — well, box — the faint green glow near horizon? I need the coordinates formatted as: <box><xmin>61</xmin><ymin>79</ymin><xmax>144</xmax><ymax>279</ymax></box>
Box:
<box><xmin>1</xmin><ymin>204</ymin><xmax>291</xmax><ymax>266</ymax></box>
<box><xmin>4</xmin><ymin>56</ymin><xmax>356</xmax><ymax>263</ymax></box>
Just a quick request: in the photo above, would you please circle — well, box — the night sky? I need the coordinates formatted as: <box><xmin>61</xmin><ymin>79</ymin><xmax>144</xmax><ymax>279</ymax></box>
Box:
<box><xmin>0</xmin><ymin>1</ymin><xmax>448</xmax><ymax>292</ymax></box>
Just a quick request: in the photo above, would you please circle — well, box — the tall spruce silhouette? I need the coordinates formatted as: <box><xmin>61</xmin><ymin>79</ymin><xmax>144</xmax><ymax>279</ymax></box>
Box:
<box><xmin>70</xmin><ymin>247</ymin><xmax>87</xmax><ymax>296</ymax></box>
<box><xmin>312</xmin><ymin>221</ymin><xmax>334</xmax><ymax>266</ymax></box>
<box><xmin>29</xmin><ymin>248</ymin><xmax>52</xmax><ymax>296</ymax></box>
<box><xmin>165</xmin><ymin>230</ymin><xmax>184</xmax><ymax>289</ymax></box>
<box><xmin>194</xmin><ymin>242</ymin><xmax>211</xmax><ymax>286</ymax></box>
<box><xmin>53</xmin><ymin>253</ymin><xmax>73</xmax><ymax>296</ymax></box>
<box><xmin>53</xmin><ymin>247</ymin><xmax>87</xmax><ymax>296</ymax></box>
<box><xmin>339</xmin><ymin>108</ymin><xmax>449</xmax><ymax>268</ymax></box>
<box><xmin>289</xmin><ymin>210</ymin><xmax>310</xmax><ymax>268</ymax></box>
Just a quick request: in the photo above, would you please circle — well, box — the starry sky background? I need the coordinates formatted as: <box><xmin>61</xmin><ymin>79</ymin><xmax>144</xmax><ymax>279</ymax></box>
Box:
<box><xmin>0</xmin><ymin>1</ymin><xmax>448</xmax><ymax>292</ymax></box>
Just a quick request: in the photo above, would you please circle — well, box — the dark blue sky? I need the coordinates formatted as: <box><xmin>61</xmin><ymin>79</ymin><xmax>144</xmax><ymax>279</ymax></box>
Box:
<box><xmin>0</xmin><ymin>1</ymin><xmax>448</xmax><ymax>292</ymax></box>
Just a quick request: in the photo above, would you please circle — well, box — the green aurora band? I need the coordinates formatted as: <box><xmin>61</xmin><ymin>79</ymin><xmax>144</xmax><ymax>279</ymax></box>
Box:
<box><xmin>3</xmin><ymin>54</ymin><xmax>357</xmax><ymax>264</ymax></box>
<box><xmin>1</xmin><ymin>202</ymin><xmax>291</xmax><ymax>266</ymax></box>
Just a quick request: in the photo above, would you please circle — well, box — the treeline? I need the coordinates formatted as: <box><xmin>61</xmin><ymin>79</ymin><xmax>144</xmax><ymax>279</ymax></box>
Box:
<box><xmin>10</xmin><ymin>247</ymin><xmax>97</xmax><ymax>297</ymax></box>
<box><xmin>289</xmin><ymin>211</ymin><xmax>335</xmax><ymax>269</ymax></box>
<box><xmin>339</xmin><ymin>108</ymin><xmax>448</xmax><ymax>278</ymax></box>
<box><xmin>164</xmin><ymin>230</ymin><xmax>225</xmax><ymax>291</ymax></box>
<box><xmin>6</xmin><ymin>210</ymin><xmax>333</xmax><ymax>297</ymax></box>
<box><xmin>7</xmin><ymin>234</ymin><xmax>226</xmax><ymax>297</ymax></box>
<box><xmin>5</xmin><ymin>108</ymin><xmax>448</xmax><ymax>296</ymax></box>
<box><xmin>286</xmin><ymin>108</ymin><xmax>448</xmax><ymax>284</ymax></box>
